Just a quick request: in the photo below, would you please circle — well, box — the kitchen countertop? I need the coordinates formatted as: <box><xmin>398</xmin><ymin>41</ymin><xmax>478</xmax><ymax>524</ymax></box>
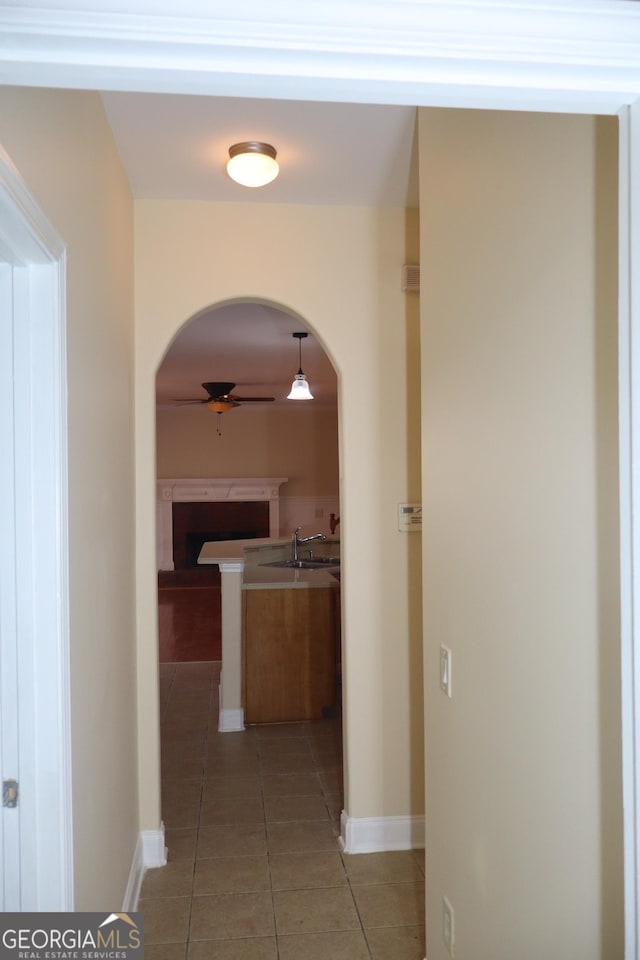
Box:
<box><xmin>198</xmin><ymin>537</ymin><xmax>340</xmax><ymax>590</ymax></box>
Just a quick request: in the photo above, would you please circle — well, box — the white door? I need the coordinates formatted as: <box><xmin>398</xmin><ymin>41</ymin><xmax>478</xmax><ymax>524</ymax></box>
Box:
<box><xmin>0</xmin><ymin>147</ymin><xmax>73</xmax><ymax>909</ymax></box>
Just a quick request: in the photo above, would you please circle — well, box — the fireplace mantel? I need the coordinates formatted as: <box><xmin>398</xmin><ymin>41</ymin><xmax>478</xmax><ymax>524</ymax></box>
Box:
<box><xmin>156</xmin><ymin>477</ymin><xmax>288</xmax><ymax>570</ymax></box>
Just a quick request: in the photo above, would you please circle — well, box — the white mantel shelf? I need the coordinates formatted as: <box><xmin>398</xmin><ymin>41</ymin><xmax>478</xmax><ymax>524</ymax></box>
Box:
<box><xmin>158</xmin><ymin>477</ymin><xmax>288</xmax><ymax>502</ymax></box>
<box><xmin>156</xmin><ymin>477</ymin><xmax>288</xmax><ymax>571</ymax></box>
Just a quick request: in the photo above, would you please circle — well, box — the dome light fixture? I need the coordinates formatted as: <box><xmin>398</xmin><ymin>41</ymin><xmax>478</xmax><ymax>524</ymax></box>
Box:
<box><xmin>287</xmin><ymin>332</ymin><xmax>314</xmax><ymax>401</ymax></box>
<box><xmin>226</xmin><ymin>141</ymin><xmax>279</xmax><ymax>188</ymax></box>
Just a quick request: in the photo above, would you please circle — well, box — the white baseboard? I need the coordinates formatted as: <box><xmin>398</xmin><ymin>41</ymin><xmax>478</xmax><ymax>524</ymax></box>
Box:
<box><xmin>122</xmin><ymin>824</ymin><xmax>167</xmax><ymax>910</ymax></box>
<box><xmin>142</xmin><ymin>825</ymin><xmax>168</xmax><ymax>867</ymax></box>
<box><xmin>339</xmin><ymin>811</ymin><xmax>425</xmax><ymax>854</ymax></box>
<box><xmin>218</xmin><ymin>706</ymin><xmax>245</xmax><ymax>732</ymax></box>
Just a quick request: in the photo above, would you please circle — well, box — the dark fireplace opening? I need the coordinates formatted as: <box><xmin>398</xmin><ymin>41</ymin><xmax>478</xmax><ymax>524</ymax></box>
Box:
<box><xmin>172</xmin><ymin>500</ymin><xmax>270</xmax><ymax>570</ymax></box>
<box><xmin>185</xmin><ymin>530</ymin><xmax>260</xmax><ymax>568</ymax></box>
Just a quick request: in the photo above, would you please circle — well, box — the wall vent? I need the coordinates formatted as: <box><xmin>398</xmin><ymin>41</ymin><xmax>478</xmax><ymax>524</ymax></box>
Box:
<box><xmin>402</xmin><ymin>264</ymin><xmax>420</xmax><ymax>292</ymax></box>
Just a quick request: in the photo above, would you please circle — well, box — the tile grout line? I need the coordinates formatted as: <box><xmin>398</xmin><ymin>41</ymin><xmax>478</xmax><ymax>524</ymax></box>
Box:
<box><xmin>323</xmin><ymin>702</ymin><xmax>374</xmax><ymax>960</ymax></box>
<box><xmin>258</xmin><ymin>734</ymin><xmax>282</xmax><ymax>960</ymax></box>
<box><xmin>184</xmin><ymin>661</ymin><xmax>217</xmax><ymax>957</ymax></box>
<box><xmin>345</xmin><ymin>868</ymin><xmax>375</xmax><ymax>960</ymax></box>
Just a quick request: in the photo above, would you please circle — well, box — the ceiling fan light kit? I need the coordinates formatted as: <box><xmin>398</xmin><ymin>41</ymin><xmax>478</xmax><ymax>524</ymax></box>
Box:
<box><xmin>207</xmin><ymin>399</ymin><xmax>239</xmax><ymax>413</ymax></box>
<box><xmin>287</xmin><ymin>332</ymin><xmax>314</xmax><ymax>400</ymax></box>
<box><xmin>226</xmin><ymin>141</ymin><xmax>279</xmax><ymax>188</ymax></box>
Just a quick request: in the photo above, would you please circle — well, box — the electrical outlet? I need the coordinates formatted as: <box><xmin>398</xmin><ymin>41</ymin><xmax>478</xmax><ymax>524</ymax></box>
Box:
<box><xmin>315</xmin><ymin>507</ymin><xmax>324</xmax><ymax>519</ymax></box>
<box><xmin>442</xmin><ymin>896</ymin><xmax>455</xmax><ymax>957</ymax></box>
<box><xmin>439</xmin><ymin>645</ymin><xmax>452</xmax><ymax>698</ymax></box>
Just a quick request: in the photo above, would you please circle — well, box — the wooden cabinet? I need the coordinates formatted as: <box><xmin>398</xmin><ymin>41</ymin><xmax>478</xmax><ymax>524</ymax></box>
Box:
<box><xmin>243</xmin><ymin>586</ymin><xmax>337</xmax><ymax>724</ymax></box>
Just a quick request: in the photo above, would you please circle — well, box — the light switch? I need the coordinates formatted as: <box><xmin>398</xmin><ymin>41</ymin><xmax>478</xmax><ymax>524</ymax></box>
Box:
<box><xmin>439</xmin><ymin>645</ymin><xmax>452</xmax><ymax>698</ymax></box>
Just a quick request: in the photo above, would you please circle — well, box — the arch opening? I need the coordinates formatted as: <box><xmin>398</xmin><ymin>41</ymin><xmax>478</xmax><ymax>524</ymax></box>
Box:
<box><xmin>153</xmin><ymin>294</ymin><xmax>345</xmax><ymax>820</ymax></box>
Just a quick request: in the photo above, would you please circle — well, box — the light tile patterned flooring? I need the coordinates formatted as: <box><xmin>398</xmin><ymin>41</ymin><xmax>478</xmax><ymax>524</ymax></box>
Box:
<box><xmin>141</xmin><ymin>661</ymin><xmax>426</xmax><ymax>960</ymax></box>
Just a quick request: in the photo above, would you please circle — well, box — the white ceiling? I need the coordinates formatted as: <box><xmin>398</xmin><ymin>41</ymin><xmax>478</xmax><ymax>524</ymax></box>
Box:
<box><xmin>104</xmin><ymin>92</ymin><xmax>418</xmax><ymax>410</ymax></box>
<box><xmin>101</xmin><ymin>93</ymin><xmax>419</xmax><ymax>207</ymax></box>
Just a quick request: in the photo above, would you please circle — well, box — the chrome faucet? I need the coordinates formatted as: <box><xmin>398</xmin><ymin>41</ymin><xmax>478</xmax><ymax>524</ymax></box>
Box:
<box><xmin>291</xmin><ymin>527</ymin><xmax>326</xmax><ymax>561</ymax></box>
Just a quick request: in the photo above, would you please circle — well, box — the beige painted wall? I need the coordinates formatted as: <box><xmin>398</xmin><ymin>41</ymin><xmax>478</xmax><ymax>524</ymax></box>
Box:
<box><xmin>156</xmin><ymin>403</ymin><xmax>339</xmax><ymax>497</ymax></box>
<box><xmin>419</xmin><ymin>109</ymin><xmax>621</xmax><ymax>957</ymax></box>
<box><xmin>0</xmin><ymin>87</ymin><xmax>137</xmax><ymax>907</ymax></box>
<box><xmin>136</xmin><ymin>200</ymin><xmax>424</xmax><ymax>829</ymax></box>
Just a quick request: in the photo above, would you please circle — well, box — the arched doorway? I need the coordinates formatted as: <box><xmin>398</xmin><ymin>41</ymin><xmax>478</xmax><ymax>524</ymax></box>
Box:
<box><xmin>153</xmin><ymin>296</ymin><xmax>344</xmax><ymax>862</ymax></box>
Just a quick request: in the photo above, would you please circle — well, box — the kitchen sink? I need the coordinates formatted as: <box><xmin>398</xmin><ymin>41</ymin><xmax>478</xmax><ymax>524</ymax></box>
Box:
<box><xmin>261</xmin><ymin>558</ymin><xmax>340</xmax><ymax>570</ymax></box>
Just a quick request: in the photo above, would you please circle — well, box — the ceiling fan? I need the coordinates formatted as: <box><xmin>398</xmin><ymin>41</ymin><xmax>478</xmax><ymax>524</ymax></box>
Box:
<box><xmin>173</xmin><ymin>381</ymin><xmax>275</xmax><ymax>414</ymax></box>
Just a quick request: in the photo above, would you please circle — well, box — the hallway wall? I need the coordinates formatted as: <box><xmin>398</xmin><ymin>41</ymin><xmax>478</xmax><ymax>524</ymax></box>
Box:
<box><xmin>0</xmin><ymin>86</ymin><xmax>137</xmax><ymax>907</ymax></box>
<box><xmin>419</xmin><ymin>109</ymin><xmax>622</xmax><ymax>958</ymax></box>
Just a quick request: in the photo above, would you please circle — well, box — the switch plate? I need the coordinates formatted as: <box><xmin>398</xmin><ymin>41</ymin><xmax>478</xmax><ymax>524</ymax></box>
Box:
<box><xmin>442</xmin><ymin>896</ymin><xmax>455</xmax><ymax>957</ymax></box>
<box><xmin>439</xmin><ymin>646</ymin><xmax>452</xmax><ymax>698</ymax></box>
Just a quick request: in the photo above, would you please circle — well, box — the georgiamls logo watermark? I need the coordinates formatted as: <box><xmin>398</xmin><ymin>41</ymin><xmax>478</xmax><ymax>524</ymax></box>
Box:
<box><xmin>0</xmin><ymin>913</ymin><xmax>143</xmax><ymax>960</ymax></box>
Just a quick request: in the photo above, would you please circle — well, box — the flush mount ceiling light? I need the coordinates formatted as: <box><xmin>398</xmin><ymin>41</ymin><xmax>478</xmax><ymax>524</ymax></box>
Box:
<box><xmin>226</xmin><ymin>141</ymin><xmax>279</xmax><ymax>188</ymax></box>
<box><xmin>287</xmin><ymin>331</ymin><xmax>314</xmax><ymax>400</ymax></box>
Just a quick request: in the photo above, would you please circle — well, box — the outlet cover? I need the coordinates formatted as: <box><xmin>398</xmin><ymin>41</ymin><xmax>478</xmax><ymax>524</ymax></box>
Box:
<box><xmin>443</xmin><ymin>896</ymin><xmax>455</xmax><ymax>957</ymax></box>
<box><xmin>439</xmin><ymin>645</ymin><xmax>452</xmax><ymax>698</ymax></box>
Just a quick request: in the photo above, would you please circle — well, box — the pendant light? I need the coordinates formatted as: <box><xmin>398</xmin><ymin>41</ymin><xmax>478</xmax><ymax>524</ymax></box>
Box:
<box><xmin>287</xmin><ymin>332</ymin><xmax>314</xmax><ymax>400</ymax></box>
<box><xmin>226</xmin><ymin>142</ymin><xmax>279</xmax><ymax>188</ymax></box>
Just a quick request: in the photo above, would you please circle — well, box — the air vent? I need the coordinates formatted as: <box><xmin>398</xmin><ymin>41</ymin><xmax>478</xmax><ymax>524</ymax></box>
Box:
<box><xmin>402</xmin><ymin>264</ymin><xmax>420</xmax><ymax>293</ymax></box>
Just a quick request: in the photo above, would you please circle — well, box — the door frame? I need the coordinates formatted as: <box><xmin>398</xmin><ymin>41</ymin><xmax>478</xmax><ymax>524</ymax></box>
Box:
<box><xmin>618</xmin><ymin>101</ymin><xmax>640</xmax><ymax>956</ymax></box>
<box><xmin>0</xmin><ymin>147</ymin><xmax>73</xmax><ymax>909</ymax></box>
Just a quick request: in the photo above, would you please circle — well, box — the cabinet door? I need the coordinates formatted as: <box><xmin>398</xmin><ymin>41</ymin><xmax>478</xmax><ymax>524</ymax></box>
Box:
<box><xmin>243</xmin><ymin>588</ymin><xmax>336</xmax><ymax>723</ymax></box>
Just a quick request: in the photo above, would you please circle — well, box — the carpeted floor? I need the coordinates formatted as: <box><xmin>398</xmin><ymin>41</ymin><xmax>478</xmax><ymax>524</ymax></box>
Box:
<box><xmin>158</xmin><ymin>567</ymin><xmax>222</xmax><ymax>662</ymax></box>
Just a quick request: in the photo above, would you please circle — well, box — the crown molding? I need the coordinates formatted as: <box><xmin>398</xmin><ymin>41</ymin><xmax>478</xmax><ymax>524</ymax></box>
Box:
<box><xmin>1</xmin><ymin>1</ymin><xmax>640</xmax><ymax>111</ymax></box>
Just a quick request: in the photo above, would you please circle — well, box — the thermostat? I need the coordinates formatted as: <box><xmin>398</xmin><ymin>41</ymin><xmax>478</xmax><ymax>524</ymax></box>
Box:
<box><xmin>398</xmin><ymin>503</ymin><xmax>422</xmax><ymax>532</ymax></box>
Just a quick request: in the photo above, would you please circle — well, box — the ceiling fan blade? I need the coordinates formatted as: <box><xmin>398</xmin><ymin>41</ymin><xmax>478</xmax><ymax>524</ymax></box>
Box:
<box><xmin>231</xmin><ymin>396</ymin><xmax>276</xmax><ymax>402</ymax></box>
<box><xmin>170</xmin><ymin>383</ymin><xmax>275</xmax><ymax>407</ymax></box>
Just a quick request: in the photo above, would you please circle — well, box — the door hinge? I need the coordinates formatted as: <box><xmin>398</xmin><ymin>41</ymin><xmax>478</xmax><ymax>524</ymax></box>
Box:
<box><xmin>2</xmin><ymin>780</ymin><xmax>18</xmax><ymax>808</ymax></box>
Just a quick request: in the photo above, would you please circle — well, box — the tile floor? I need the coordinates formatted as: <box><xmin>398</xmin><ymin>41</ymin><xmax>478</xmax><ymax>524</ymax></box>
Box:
<box><xmin>141</xmin><ymin>661</ymin><xmax>426</xmax><ymax>960</ymax></box>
